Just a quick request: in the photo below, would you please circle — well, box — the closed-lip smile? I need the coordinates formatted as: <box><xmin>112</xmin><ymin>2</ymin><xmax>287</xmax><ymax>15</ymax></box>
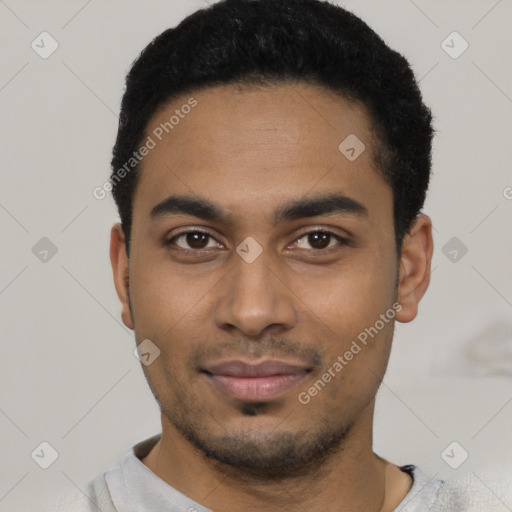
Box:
<box><xmin>201</xmin><ymin>359</ymin><xmax>312</xmax><ymax>402</ymax></box>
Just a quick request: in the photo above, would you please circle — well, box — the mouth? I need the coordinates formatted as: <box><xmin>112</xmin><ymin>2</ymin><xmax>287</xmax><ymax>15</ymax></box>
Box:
<box><xmin>201</xmin><ymin>359</ymin><xmax>313</xmax><ymax>402</ymax></box>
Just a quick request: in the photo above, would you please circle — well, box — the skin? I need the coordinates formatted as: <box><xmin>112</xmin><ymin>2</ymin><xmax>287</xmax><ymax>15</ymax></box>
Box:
<box><xmin>110</xmin><ymin>83</ymin><xmax>433</xmax><ymax>512</ymax></box>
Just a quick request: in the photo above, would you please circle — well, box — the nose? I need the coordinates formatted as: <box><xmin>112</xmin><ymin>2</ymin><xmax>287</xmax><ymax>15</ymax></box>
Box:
<box><xmin>214</xmin><ymin>246</ymin><xmax>297</xmax><ymax>338</ymax></box>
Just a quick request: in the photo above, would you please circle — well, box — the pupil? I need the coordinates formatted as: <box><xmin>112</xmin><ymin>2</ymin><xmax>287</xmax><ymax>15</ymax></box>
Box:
<box><xmin>187</xmin><ymin>233</ymin><xmax>208</xmax><ymax>249</ymax></box>
<box><xmin>309</xmin><ymin>232</ymin><xmax>330</xmax><ymax>249</ymax></box>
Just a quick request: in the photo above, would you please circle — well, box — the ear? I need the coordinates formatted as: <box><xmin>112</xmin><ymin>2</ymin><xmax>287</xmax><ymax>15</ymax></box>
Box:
<box><xmin>395</xmin><ymin>214</ymin><xmax>434</xmax><ymax>323</ymax></box>
<box><xmin>110</xmin><ymin>223</ymin><xmax>134</xmax><ymax>330</ymax></box>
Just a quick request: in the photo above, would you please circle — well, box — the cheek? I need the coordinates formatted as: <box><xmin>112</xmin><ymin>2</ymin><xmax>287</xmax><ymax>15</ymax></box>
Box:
<box><xmin>129</xmin><ymin>251</ymin><xmax>215</xmax><ymax>335</ymax></box>
<box><xmin>300</xmin><ymin>316</ymin><xmax>394</xmax><ymax>422</ymax></box>
<box><xmin>128</xmin><ymin>257</ymin><xmax>214</xmax><ymax>371</ymax></box>
<box><xmin>290</xmin><ymin>253</ymin><xmax>396</xmax><ymax>336</ymax></box>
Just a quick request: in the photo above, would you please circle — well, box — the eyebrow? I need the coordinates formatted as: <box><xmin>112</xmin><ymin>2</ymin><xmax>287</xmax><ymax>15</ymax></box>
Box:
<box><xmin>150</xmin><ymin>193</ymin><xmax>368</xmax><ymax>225</ymax></box>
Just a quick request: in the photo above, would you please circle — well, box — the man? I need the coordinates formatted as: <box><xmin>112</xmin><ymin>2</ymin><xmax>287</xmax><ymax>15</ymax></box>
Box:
<box><xmin>53</xmin><ymin>0</ymin><xmax>501</xmax><ymax>510</ymax></box>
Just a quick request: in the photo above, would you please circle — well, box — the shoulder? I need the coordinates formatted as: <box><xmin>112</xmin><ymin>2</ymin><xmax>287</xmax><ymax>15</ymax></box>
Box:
<box><xmin>41</xmin><ymin>434</ymin><xmax>160</xmax><ymax>511</ymax></box>
<box><xmin>432</xmin><ymin>466</ymin><xmax>512</xmax><ymax>511</ymax></box>
<box><xmin>40</xmin><ymin>472</ymin><xmax>117</xmax><ymax>512</ymax></box>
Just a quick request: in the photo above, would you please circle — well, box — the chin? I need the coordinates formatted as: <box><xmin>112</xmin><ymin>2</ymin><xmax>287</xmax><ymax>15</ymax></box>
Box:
<box><xmin>170</xmin><ymin>409</ymin><xmax>352</xmax><ymax>479</ymax></box>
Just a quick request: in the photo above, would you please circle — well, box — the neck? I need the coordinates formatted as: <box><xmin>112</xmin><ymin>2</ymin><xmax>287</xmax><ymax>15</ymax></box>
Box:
<box><xmin>141</xmin><ymin>402</ymin><xmax>410</xmax><ymax>512</ymax></box>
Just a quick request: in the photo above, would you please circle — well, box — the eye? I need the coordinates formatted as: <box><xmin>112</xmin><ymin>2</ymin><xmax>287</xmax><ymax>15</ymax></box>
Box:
<box><xmin>293</xmin><ymin>230</ymin><xmax>346</xmax><ymax>251</ymax></box>
<box><xmin>167</xmin><ymin>230</ymin><xmax>223</xmax><ymax>251</ymax></box>
<box><xmin>165</xmin><ymin>228</ymin><xmax>348</xmax><ymax>254</ymax></box>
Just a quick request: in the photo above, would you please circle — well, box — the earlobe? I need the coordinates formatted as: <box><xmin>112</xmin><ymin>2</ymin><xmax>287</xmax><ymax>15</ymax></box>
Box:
<box><xmin>395</xmin><ymin>214</ymin><xmax>434</xmax><ymax>324</ymax></box>
<box><xmin>110</xmin><ymin>223</ymin><xmax>135</xmax><ymax>330</ymax></box>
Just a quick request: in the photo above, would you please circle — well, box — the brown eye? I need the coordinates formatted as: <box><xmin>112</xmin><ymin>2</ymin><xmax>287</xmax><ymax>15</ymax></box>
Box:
<box><xmin>185</xmin><ymin>232</ymin><xmax>209</xmax><ymax>249</ymax></box>
<box><xmin>295</xmin><ymin>231</ymin><xmax>344</xmax><ymax>251</ymax></box>
<box><xmin>307</xmin><ymin>232</ymin><xmax>331</xmax><ymax>249</ymax></box>
<box><xmin>168</xmin><ymin>231</ymin><xmax>221</xmax><ymax>251</ymax></box>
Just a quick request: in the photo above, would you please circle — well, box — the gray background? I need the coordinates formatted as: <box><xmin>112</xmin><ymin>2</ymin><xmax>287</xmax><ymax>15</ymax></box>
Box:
<box><xmin>0</xmin><ymin>0</ymin><xmax>511</xmax><ymax>510</ymax></box>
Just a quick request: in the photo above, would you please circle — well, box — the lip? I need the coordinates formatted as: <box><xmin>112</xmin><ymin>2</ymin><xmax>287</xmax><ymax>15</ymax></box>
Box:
<box><xmin>202</xmin><ymin>359</ymin><xmax>311</xmax><ymax>402</ymax></box>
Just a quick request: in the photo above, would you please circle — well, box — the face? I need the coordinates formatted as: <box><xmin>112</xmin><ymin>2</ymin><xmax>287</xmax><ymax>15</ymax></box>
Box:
<box><xmin>111</xmin><ymin>83</ymin><xmax>430</xmax><ymax>474</ymax></box>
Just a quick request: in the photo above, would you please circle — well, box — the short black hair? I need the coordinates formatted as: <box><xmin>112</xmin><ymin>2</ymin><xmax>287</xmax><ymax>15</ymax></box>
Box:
<box><xmin>111</xmin><ymin>0</ymin><xmax>433</xmax><ymax>255</ymax></box>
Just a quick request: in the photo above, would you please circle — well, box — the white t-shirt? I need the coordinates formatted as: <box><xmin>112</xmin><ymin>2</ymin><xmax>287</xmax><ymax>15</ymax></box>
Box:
<box><xmin>50</xmin><ymin>434</ymin><xmax>511</xmax><ymax>511</ymax></box>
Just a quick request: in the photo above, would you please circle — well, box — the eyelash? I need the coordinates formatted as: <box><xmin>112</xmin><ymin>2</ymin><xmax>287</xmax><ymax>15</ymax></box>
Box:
<box><xmin>164</xmin><ymin>228</ymin><xmax>349</xmax><ymax>255</ymax></box>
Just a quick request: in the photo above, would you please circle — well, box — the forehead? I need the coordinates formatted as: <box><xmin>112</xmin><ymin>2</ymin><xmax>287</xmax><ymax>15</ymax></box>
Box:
<box><xmin>132</xmin><ymin>83</ymin><xmax>390</xmax><ymax>224</ymax></box>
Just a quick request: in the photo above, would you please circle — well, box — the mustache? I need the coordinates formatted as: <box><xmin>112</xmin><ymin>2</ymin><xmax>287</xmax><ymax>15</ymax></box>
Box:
<box><xmin>189</xmin><ymin>336</ymin><xmax>324</xmax><ymax>369</ymax></box>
